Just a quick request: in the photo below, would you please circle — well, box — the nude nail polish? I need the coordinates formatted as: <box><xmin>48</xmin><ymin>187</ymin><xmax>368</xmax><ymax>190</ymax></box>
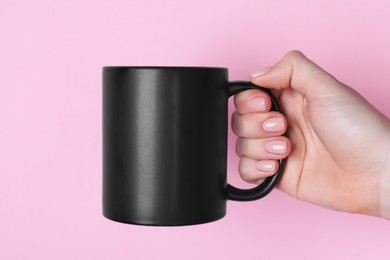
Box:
<box><xmin>248</xmin><ymin>97</ymin><xmax>266</xmax><ymax>112</ymax></box>
<box><xmin>263</xmin><ymin>117</ymin><xmax>285</xmax><ymax>132</ymax></box>
<box><xmin>255</xmin><ymin>160</ymin><xmax>276</xmax><ymax>172</ymax></box>
<box><xmin>265</xmin><ymin>140</ymin><xmax>287</xmax><ymax>155</ymax></box>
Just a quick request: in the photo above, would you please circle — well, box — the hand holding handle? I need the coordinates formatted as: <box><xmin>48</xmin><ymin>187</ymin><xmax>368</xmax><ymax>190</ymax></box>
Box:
<box><xmin>227</xmin><ymin>81</ymin><xmax>287</xmax><ymax>201</ymax></box>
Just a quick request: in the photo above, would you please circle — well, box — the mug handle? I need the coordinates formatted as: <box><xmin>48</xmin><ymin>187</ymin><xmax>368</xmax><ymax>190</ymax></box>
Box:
<box><xmin>227</xmin><ymin>81</ymin><xmax>287</xmax><ymax>201</ymax></box>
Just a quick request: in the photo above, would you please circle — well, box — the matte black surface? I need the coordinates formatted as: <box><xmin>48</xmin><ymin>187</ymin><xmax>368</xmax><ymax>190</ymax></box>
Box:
<box><xmin>103</xmin><ymin>67</ymin><xmax>286</xmax><ymax>226</ymax></box>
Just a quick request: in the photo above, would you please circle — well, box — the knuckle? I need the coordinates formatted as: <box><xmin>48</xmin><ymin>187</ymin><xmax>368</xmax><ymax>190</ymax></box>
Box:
<box><xmin>237</xmin><ymin>138</ymin><xmax>258</xmax><ymax>159</ymax></box>
<box><xmin>283</xmin><ymin>50</ymin><xmax>307</xmax><ymax>67</ymax></box>
<box><xmin>235</xmin><ymin>138</ymin><xmax>243</xmax><ymax>156</ymax></box>
<box><xmin>286</xmin><ymin>50</ymin><xmax>305</xmax><ymax>59</ymax></box>
<box><xmin>239</xmin><ymin>159</ymin><xmax>254</xmax><ymax>182</ymax></box>
<box><xmin>233</xmin><ymin>114</ymin><xmax>248</xmax><ymax>137</ymax></box>
<box><xmin>231</xmin><ymin>112</ymin><xmax>243</xmax><ymax>136</ymax></box>
<box><xmin>234</xmin><ymin>93</ymin><xmax>246</xmax><ymax>109</ymax></box>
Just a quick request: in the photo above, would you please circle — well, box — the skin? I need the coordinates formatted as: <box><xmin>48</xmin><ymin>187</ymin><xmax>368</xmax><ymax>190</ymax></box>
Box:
<box><xmin>232</xmin><ymin>50</ymin><xmax>390</xmax><ymax>219</ymax></box>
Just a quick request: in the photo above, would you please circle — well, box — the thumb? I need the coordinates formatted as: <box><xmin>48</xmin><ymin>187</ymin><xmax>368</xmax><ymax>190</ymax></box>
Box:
<box><xmin>250</xmin><ymin>50</ymin><xmax>341</xmax><ymax>101</ymax></box>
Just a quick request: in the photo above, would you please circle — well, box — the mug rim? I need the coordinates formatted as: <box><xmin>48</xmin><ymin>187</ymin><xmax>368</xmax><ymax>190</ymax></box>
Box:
<box><xmin>102</xmin><ymin>66</ymin><xmax>227</xmax><ymax>71</ymax></box>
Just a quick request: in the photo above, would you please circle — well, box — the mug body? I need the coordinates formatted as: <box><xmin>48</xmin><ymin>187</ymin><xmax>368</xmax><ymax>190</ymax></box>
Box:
<box><xmin>103</xmin><ymin>67</ymin><xmax>229</xmax><ymax>226</ymax></box>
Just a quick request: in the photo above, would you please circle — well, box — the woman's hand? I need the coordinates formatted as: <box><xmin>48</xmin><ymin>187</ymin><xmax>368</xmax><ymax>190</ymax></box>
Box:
<box><xmin>233</xmin><ymin>50</ymin><xmax>390</xmax><ymax>219</ymax></box>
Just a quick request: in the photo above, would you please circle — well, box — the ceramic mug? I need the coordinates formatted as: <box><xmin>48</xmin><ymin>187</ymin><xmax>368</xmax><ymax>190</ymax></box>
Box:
<box><xmin>102</xmin><ymin>67</ymin><xmax>286</xmax><ymax>226</ymax></box>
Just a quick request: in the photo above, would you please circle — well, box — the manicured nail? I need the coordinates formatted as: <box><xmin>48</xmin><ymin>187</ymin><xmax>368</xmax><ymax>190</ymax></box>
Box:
<box><xmin>263</xmin><ymin>117</ymin><xmax>285</xmax><ymax>132</ymax></box>
<box><xmin>255</xmin><ymin>160</ymin><xmax>276</xmax><ymax>172</ymax></box>
<box><xmin>248</xmin><ymin>97</ymin><xmax>266</xmax><ymax>112</ymax></box>
<box><xmin>265</xmin><ymin>140</ymin><xmax>287</xmax><ymax>155</ymax></box>
<box><xmin>250</xmin><ymin>66</ymin><xmax>272</xmax><ymax>78</ymax></box>
<box><xmin>255</xmin><ymin>179</ymin><xmax>265</xmax><ymax>185</ymax></box>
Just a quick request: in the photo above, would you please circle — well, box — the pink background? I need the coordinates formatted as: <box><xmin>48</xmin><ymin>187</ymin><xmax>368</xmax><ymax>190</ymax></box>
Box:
<box><xmin>1</xmin><ymin>0</ymin><xmax>390</xmax><ymax>259</ymax></box>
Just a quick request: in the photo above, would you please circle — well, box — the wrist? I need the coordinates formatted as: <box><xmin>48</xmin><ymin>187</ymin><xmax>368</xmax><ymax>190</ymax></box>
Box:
<box><xmin>378</xmin><ymin>134</ymin><xmax>390</xmax><ymax>220</ymax></box>
<box><xmin>379</xmin><ymin>169</ymin><xmax>390</xmax><ymax>220</ymax></box>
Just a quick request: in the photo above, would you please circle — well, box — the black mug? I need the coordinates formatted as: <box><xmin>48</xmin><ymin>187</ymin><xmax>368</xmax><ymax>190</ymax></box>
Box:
<box><xmin>103</xmin><ymin>67</ymin><xmax>286</xmax><ymax>226</ymax></box>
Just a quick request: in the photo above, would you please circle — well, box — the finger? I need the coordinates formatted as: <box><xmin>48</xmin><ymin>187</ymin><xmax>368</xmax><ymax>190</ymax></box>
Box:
<box><xmin>250</xmin><ymin>50</ymin><xmax>341</xmax><ymax>100</ymax></box>
<box><xmin>232</xmin><ymin>111</ymin><xmax>287</xmax><ymax>138</ymax></box>
<box><xmin>239</xmin><ymin>157</ymin><xmax>279</xmax><ymax>184</ymax></box>
<box><xmin>234</xmin><ymin>89</ymin><xmax>272</xmax><ymax>114</ymax></box>
<box><xmin>236</xmin><ymin>137</ymin><xmax>291</xmax><ymax>160</ymax></box>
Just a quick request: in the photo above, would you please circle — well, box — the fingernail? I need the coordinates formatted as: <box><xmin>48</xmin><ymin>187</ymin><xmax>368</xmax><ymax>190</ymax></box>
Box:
<box><xmin>255</xmin><ymin>160</ymin><xmax>276</xmax><ymax>172</ymax></box>
<box><xmin>248</xmin><ymin>97</ymin><xmax>266</xmax><ymax>112</ymax></box>
<box><xmin>250</xmin><ymin>66</ymin><xmax>272</xmax><ymax>78</ymax></box>
<box><xmin>265</xmin><ymin>140</ymin><xmax>287</xmax><ymax>155</ymax></box>
<box><xmin>263</xmin><ymin>117</ymin><xmax>285</xmax><ymax>132</ymax></box>
<box><xmin>255</xmin><ymin>179</ymin><xmax>264</xmax><ymax>185</ymax></box>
